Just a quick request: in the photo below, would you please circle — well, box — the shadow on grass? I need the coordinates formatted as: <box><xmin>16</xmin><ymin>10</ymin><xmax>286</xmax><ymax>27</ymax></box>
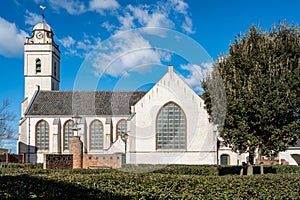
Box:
<box><xmin>0</xmin><ymin>174</ymin><xmax>131</xmax><ymax>199</ymax></box>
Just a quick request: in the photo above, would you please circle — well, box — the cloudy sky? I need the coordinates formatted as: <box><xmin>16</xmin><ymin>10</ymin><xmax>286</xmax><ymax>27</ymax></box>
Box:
<box><xmin>0</xmin><ymin>0</ymin><xmax>299</xmax><ymax>152</ymax></box>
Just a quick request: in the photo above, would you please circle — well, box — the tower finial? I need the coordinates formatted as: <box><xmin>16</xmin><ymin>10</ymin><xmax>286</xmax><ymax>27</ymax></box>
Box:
<box><xmin>39</xmin><ymin>5</ymin><xmax>46</xmax><ymax>22</ymax></box>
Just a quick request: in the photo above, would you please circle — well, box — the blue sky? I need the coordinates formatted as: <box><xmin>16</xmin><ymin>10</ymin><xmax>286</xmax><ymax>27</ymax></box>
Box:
<box><xmin>0</xmin><ymin>0</ymin><xmax>299</xmax><ymax>152</ymax></box>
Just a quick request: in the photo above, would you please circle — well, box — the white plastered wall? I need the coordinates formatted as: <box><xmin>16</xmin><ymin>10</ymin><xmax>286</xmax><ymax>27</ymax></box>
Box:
<box><xmin>128</xmin><ymin>67</ymin><xmax>217</xmax><ymax>165</ymax></box>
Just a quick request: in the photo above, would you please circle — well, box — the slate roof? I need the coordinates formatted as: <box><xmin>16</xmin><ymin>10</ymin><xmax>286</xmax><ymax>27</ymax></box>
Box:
<box><xmin>290</xmin><ymin>139</ymin><xmax>300</xmax><ymax>148</ymax></box>
<box><xmin>26</xmin><ymin>90</ymin><xmax>147</xmax><ymax>116</ymax></box>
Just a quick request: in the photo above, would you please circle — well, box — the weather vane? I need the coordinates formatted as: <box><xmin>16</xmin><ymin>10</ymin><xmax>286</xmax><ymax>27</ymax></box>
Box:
<box><xmin>39</xmin><ymin>5</ymin><xmax>46</xmax><ymax>22</ymax></box>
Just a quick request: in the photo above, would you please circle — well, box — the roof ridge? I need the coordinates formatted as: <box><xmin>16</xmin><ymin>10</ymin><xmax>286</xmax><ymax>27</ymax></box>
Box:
<box><xmin>39</xmin><ymin>90</ymin><xmax>148</xmax><ymax>92</ymax></box>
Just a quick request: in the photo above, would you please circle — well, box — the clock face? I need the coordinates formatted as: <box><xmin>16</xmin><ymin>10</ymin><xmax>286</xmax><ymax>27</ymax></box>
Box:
<box><xmin>36</xmin><ymin>32</ymin><xmax>44</xmax><ymax>39</ymax></box>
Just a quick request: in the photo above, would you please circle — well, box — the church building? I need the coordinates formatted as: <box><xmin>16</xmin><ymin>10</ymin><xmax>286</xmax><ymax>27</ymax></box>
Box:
<box><xmin>18</xmin><ymin>20</ymin><xmax>250</xmax><ymax>167</ymax></box>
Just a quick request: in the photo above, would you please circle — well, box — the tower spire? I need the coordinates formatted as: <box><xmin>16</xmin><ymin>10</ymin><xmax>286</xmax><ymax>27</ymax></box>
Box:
<box><xmin>39</xmin><ymin>5</ymin><xmax>46</xmax><ymax>22</ymax></box>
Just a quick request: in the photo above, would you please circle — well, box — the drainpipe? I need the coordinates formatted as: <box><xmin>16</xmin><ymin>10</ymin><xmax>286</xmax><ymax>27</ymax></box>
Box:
<box><xmin>27</xmin><ymin>117</ymin><xmax>31</xmax><ymax>163</ymax></box>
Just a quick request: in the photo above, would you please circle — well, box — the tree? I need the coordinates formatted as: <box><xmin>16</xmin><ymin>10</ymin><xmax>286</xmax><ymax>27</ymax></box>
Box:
<box><xmin>0</xmin><ymin>99</ymin><xmax>16</xmax><ymax>140</ymax></box>
<box><xmin>202</xmin><ymin>22</ymin><xmax>300</xmax><ymax>164</ymax></box>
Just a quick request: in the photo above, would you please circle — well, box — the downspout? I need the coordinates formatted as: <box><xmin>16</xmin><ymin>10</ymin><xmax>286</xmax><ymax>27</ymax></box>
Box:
<box><xmin>27</xmin><ymin>117</ymin><xmax>31</xmax><ymax>163</ymax></box>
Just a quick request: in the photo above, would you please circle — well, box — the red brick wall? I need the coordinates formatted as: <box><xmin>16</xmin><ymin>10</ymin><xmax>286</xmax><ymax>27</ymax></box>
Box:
<box><xmin>44</xmin><ymin>154</ymin><xmax>73</xmax><ymax>169</ymax></box>
<box><xmin>260</xmin><ymin>159</ymin><xmax>289</xmax><ymax>165</ymax></box>
<box><xmin>69</xmin><ymin>136</ymin><xmax>83</xmax><ymax>169</ymax></box>
<box><xmin>0</xmin><ymin>153</ymin><xmax>25</xmax><ymax>163</ymax></box>
<box><xmin>83</xmin><ymin>153</ymin><xmax>123</xmax><ymax>169</ymax></box>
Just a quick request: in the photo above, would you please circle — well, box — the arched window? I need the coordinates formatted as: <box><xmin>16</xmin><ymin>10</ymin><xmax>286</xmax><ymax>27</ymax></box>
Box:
<box><xmin>36</xmin><ymin>59</ymin><xmax>41</xmax><ymax>73</ymax></box>
<box><xmin>90</xmin><ymin>120</ymin><xmax>103</xmax><ymax>150</ymax></box>
<box><xmin>63</xmin><ymin>120</ymin><xmax>74</xmax><ymax>150</ymax></box>
<box><xmin>36</xmin><ymin>120</ymin><xmax>49</xmax><ymax>151</ymax></box>
<box><xmin>116</xmin><ymin>119</ymin><xmax>127</xmax><ymax>139</ymax></box>
<box><xmin>156</xmin><ymin>102</ymin><xmax>186</xmax><ymax>150</ymax></box>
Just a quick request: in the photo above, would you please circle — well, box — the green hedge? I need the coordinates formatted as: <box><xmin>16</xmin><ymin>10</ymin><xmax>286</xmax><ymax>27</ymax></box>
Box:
<box><xmin>124</xmin><ymin>164</ymin><xmax>300</xmax><ymax>176</ymax></box>
<box><xmin>0</xmin><ymin>162</ymin><xmax>42</xmax><ymax>169</ymax></box>
<box><xmin>0</xmin><ymin>169</ymin><xmax>299</xmax><ymax>199</ymax></box>
<box><xmin>151</xmin><ymin>164</ymin><xmax>219</xmax><ymax>176</ymax></box>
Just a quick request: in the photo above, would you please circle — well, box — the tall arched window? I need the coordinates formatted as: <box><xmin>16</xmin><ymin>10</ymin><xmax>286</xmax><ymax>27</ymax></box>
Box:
<box><xmin>116</xmin><ymin>119</ymin><xmax>127</xmax><ymax>139</ymax></box>
<box><xmin>63</xmin><ymin>120</ymin><xmax>74</xmax><ymax>150</ymax></box>
<box><xmin>36</xmin><ymin>59</ymin><xmax>41</xmax><ymax>73</ymax></box>
<box><xmin>36</xmin><ymin>120</ymin><xmax>49</xmax><ymax>151</ymax></box>
<box><xmin>156</xmin><ymin>102</ymin><xmax>186</xmax><ymax>150</ymax></box>
<box><xmin>90</xmin><ymin>120</ymin><xmax>103</xmax><ymax>150</ymax></box>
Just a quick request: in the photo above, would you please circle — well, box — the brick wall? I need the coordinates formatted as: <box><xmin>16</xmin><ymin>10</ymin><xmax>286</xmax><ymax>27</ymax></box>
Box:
<box><xmin>69</xmin><ymin>136</ymin><xmax>83</xmax><ymax>169</ymax></box>
<box><xmin>0</xmin><ymin>153</ymin><xmax>25</xmax><ymax>163</ymax></box>
<box><xmin>260</xmin><ymin>159</ymin><xmax>289</xmax><ymax>165</ymax></box>
<box><xmin>44</xmin><ymin>154</ymin><xmax>73</xmax><ymax>169</ymax></box>
<box><xmin>83</xmin><ymin>153</ymin><xmax>123</xmax><ymax>169</ymax></box>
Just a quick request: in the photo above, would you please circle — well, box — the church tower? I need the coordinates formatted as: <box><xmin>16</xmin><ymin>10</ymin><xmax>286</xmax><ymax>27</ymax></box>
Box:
<box><xmin>23</xmin><ymin>20</ymin><xmax>60</xmax><ymax>105</ymax></box>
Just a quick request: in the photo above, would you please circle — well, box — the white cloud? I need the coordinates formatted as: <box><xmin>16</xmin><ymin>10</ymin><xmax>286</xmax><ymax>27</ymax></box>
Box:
<box><xmin>115</xmin><ymin>0</ymin><xmax>193</xmax><ymax>35</ymax></box>
<box><xmin>76</xmin><ymin>34</ymin><xmax>102</xmax><ymax>51</ymax></box>
<box><xmin>170</xmin><ymin>0</ymin><xmax>189</xmax><ymax>15</ymax></box>
<box><xmin>0</xmin><ymin>17</ymin><xmax>28</xmax><ymax>58</ymax></box>
<box><xmin>49</xmin><ymin>0</ymin><xmax>86</xmax><ymax>15</ymax></box>
<box><xmin>57</xmin><ymin>34</ymin><xmax>102</xmax><ymax>57</ymax></box>
<box><xmin>118</xmin><ymin>4</ymin><xmax>174</xmax><ymax>31</ymax></box>
<box><xmin>180</xmin><ymin>62</ymin><xmax>213</xmax><ymax>93</ymax></box>
<box><xmin>47</xmin><ymin>0</ymin><xmax>119</xmax><ymax>15</ymax></box>
<box><xmin>25</xmin><ymin>10</ymin><xmax>42</xmax><ymax>26</ymax></box>
<box><xmin>182</xmin><ymin>16</ymin><xmax>195</xmax><ymax>34</ymax></box>
<box><xmin>89</xmin><ymin>0</ymin><xmax>119</xmax><ymax>13</ymax></box>
<box><xmin>58</xmin><ymin>36</ymin><xmax>76</xmax><ymax>48</ymax></box>
<box><xmin>102</xmin><ymin>21</ymin><xmax>117</xmax><ymax>32</ymax></box>
<box><xmin>91</xmin><ymin>32</ymin><xmax>163</xmax><ymax>77</ymax></box>
<box><xmin>117</xmin><ymin>12</ymin><xmax>135</xmax><ymax>30</ymax></box>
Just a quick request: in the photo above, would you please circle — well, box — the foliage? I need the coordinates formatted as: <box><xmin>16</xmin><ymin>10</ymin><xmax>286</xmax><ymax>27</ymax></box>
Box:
<box><xmin>202</xmin><ymin>22</ymin><xmax>300</xmax><ymax>161</ymax></box>
<box><xmin>0</xmin><ymin>167</ymin><xmax>300</xmax><ymax>199</ymax></box>
<box><xmin>0</xmin><ymin>162</ymin><xmax>43</xmax><ymax>169</ymax></box>
<box><xmin>152</xmin><ymin>164</ymin><xmax>219</xmax><ymax>176</ymax></box>
<box><xmin>0</xmin><ymin>99</ymin><xmax>16</xmax><ymax>140</ymax></box>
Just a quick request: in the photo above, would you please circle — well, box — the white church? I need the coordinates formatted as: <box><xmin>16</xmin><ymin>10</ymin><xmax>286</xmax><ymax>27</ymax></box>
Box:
<box><xmin>17</xmin><ymin>20</ymin><xmax>299</xmax><ymax>167</ymax></box>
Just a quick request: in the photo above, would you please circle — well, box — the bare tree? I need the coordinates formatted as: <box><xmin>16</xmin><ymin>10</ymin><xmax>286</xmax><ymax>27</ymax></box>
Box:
<box><xmin>0</xmin><ymin>99</ymin><xmax>16</xmax><ymax>140</ymax></box>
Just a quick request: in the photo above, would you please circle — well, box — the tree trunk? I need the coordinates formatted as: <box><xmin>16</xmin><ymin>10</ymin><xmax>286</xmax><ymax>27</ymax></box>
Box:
<box><xmin>256</xmin><ymin>147</ymin><xmax>264</xmax><ymax>174</ymax></box>
<box><xmin>247</xmin><ymin>164</ymin><xmax>253</xmax><ymax>175</ymax></box>
<box><xmin>247</xmin><ymin>149</ymin><xmax>255</xmax><ymax>175</ymax></box>
<box><xmin>260</xmin><ymin>164</ymin><xmax>264</xmax><ymax>174</ymax></box>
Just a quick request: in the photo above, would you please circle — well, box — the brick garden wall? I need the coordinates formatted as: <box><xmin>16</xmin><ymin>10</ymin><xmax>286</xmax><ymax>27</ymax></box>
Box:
<box><xmin>83</xmin><ymin>153</ymin><xmax>123</xmax><ymax>169</ymax></box>
<box><xmin>44</xmin><ymin>154</ymin><xmax>73</xmax><ymax>169</ymax></box>
<box><xmin>0</xmin><ymin>153</ymin><xmax>25</xmax><ymax>163</ymax></box>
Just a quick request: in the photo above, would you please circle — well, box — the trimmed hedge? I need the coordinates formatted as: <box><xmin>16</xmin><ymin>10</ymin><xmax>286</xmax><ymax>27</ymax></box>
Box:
<box><xmin>123</xmin><ymin>164</ymin><xmax>300</xmax><ymax>176</ymax></box>
<box><xmin>0</xmin><ymin>162</ymin><xmax>43</xmax><ymax>169</ymax></box>
<box><xmin>0</xmin><ymin>168</ymin><xmax>300</xmax><ymax>199</ymax></box>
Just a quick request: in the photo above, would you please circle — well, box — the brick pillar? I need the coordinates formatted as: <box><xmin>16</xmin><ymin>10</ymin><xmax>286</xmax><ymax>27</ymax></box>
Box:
<box><xmin>69</xmin><ymin>136</ymin><xmax>83</xmax><ymax>169</ymax></box>
<box><xmin>5</xmin><ymin>153</ymin><xmax>9</xmax><ymax>163</ymax></box>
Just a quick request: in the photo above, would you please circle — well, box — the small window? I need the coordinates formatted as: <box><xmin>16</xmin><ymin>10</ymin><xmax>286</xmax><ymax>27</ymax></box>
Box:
<box><xmin>36</xmin><ymin>59</ymin><xmax>41</xmax><ymax>73</ymax></box>
<box><xmin>221</xmin><ymin>154</ymin><xmax>230</xmax><ymax>165</ymax></box>
<box><xmin>54</xmin><ymin>62</ymin><xmax>57</xmax><ymax>77</ymax></box>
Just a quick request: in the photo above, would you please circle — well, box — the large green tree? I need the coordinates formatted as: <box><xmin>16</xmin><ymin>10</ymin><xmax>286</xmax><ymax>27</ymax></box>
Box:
<box><xmin>203</xmin><ymin>22</ymin><xmax>300</xmax><ymax>164</ymax></box>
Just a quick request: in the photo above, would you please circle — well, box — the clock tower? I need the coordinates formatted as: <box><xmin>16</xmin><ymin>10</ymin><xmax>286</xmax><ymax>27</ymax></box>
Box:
<box><xmin>23</xmin><ymin>20</ymin><xmax>60</xmax><ymax>106</ymax></box>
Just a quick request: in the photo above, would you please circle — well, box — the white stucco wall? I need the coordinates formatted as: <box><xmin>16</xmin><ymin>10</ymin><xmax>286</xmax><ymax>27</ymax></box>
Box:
<box><xmin>24</xmin><ymin>44</ymin><xmax>60</xmax><ymax>103</ymax></box>
<box><xmin>128</xmin><ymin>67</ymin><xmax>217</xmax><ymax>165</ymax></box>
<box><xmin>279</xmin><ymin>149</ymin><xmax>300</xmax><ymax>165</ymax></box>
